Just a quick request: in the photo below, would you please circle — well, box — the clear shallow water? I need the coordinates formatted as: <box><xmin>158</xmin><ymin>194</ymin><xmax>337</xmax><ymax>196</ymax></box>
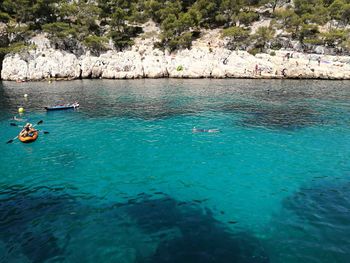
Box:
<box><xmin>0</xmin><ymin>79</ymin><xmax>350</xmax><ymax>263</ymax></box>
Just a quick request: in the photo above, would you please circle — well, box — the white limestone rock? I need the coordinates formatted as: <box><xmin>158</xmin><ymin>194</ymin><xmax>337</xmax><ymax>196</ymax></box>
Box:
<box><xmin>166</xmin><ymin>48</ymin><xmax>217</xmax><ymax>78</ymax></box>
<box><xmin>80</xmin><ymin>55</ymin><xmax>104</xmax><ymax>78</ymax></box>
<box><xmin>1</xmin><ymin>49</ymin><xmax>80</xmax><ymax>80</ymax></box>
<box><xmin>28</xmin><ymin>34</ymin><xmax>51</xmax><ymax>51</ymax></box>
<box><xmin>100</xmin><ymin>50</ymin><xmax>144</xmax><ymax>79</ymax></box>
<box><xmin>1</xmin><ymin>54</ymin><xmax>28</xmax><ymax>80</ymax></box>
<box><xmin>2</xmin><ymin>40</ymin><xmax>350</xmax><ymax>80</ymax></box>
<box><xmin>142</xmin><ymin>49</ymin><xmax>168</xmax><ymax>78</ymax></box>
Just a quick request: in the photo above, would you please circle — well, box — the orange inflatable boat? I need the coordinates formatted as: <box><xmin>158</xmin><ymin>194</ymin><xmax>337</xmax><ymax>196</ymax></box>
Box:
<box><xmin>18</xmin><ymin>130</ymin><xmax>38</xmax><ymax>143</ymax></box>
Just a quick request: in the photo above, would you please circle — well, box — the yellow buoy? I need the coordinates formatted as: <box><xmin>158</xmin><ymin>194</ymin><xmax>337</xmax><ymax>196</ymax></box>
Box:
<box><xmin>18</xmin><ymin>107</ymin><xmax>25</xmax><ymax>113</ymax></box>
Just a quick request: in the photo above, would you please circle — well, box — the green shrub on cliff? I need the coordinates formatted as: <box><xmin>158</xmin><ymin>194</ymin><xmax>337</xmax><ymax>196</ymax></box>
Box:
<box><xmin>41</xmin><ymin>1</ymin><xmax>103</xmax><ymax>47</ymax></box>
<box><xmin>83</xmin><ymin>35</ymin><xmax>108</xmax><ymax>52</ymax></box>
<box><xmin>237</xmin><ymin>11</ymin><xmax>259</xmax><ymax>26</ymax></box>
<box><xmin>217</xmin><ymin>0</ymin><xmax>243</xmax><ymax>27</ymax></box>
<box><xmin>0</xmin><ymin>12</ymin><xmax>10</xmax><ymax>23</ymax></box>
<box><xmin>247</xmin><ymin>47</ymin><xmax>259</xmax><ymax>56</ymax></box>
<box><xmin>110</xmin><ymin>30</ymin><xmax>135</xmax><ymax>51</ymax></box>
<box><xmin>1</xmin><ymin>0</ymin><xmax>59</xmax><ymax>26</ymax></box>
<box><xmin>222</xmin><ymin>26</ymin><xmax>250</xmax><ymax>41</ymax></box>
<box><xmin>222</xmin><ymin>26</ymin><xmax>250</xmax><ymax>50</ymax></box>
<box><xmin>252</xmin><ymin>26</ymin><xmax>275</xmax><ymax>51</ymax></box>
<box><xmin>0</xmin><ymin>42</ymin><xmax>34</xmax><ymax>56</ymax></box>
<box><xmin>274</xmin><ymin>9</ymin><xmax>300</xmax><ymax>29</ymax></box>
<box><xmin>191</xmin><ymin>0</ymin><xmax>219</xmax><ymax>27</ymax></box>
<box><xmin>43</xmin><ymin>22</ymin><xmax>76</xmax><ymax>38</ymax></box>
<box><xmin>328</xmin><ymin>0</ymin><xmax>350</xmax><ymax>25</ymax></box>
<box><xmin>168</xmin><ymin>32</ymin><xmax>193</xmax><ymax>51</ymax></box>
<box><xmin>298</xmin><ymin>24</ymin><xmax>319</xmax><ymax>44</ymax></box>
<box><xmin>320</xmin><ymin>29</ymin><xmax>348</xmax><ymax>47</ymax></box>
<box><xmin>340</xmin><ymin>39</ymin><xmax>350</xmax><ymax>52</ymax></box>
<box><xmin>6</xmin><ymin>24</ymin><xmax>33</xmax><ymax>43</ymax></box>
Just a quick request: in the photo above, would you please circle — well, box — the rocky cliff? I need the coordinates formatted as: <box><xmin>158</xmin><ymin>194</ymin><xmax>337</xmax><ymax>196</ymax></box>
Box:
<box><xmin>2</xmin><ymin>34</ymin><xmax>350</xmax><ymax>81</ymax></box>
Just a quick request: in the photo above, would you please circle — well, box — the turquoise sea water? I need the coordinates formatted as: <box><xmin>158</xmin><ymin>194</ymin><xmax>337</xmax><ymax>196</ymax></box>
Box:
<box><xmin>1</xmin><ymin>79</ymin><xmax>350</xmax><ymax>263</ymax></box>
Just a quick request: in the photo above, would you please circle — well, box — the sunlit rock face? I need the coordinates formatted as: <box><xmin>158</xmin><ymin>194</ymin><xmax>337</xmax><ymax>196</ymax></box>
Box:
<box><xmin>2</xmin><ymin>38</ymin><xmax>350</xmax><ymax>81</ymax></box>
<box><xmin>1</xmin><ymin>49</ymin><xmax>80</xmax><ymax>81</ymax></box>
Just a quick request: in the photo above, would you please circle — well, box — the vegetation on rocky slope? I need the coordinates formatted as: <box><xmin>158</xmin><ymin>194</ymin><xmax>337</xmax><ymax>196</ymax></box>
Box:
<box><xmin>0</xmin><ymin>0</ymin><xmax>350</xmax><ymax>55</ymax></box>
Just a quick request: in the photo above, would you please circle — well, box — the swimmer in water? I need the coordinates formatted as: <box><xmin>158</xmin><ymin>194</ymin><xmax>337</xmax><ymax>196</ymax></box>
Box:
<box><xmin>13</xmin><ymin>116</ymin><xmax>27</xmax><ymax>122</ymax></box>
<box><xmin>192</xmin><ymin>127</ymin><xmax>220</xmax><ymax>133</ymax></box>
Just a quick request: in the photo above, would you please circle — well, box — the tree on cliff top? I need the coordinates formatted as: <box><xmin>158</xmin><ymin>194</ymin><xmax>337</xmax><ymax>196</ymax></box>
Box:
<box><xmin>1</xmin><ymin>0</ymin><xmax>350</xmax><ymax>54</ymax></box>
<box><xmin>252</xmin><ymin>26</ymin><xmax>275</xmax><ymax>51</ymax></box>
<box><xmin>222</xmin><ymin>26</ymin><xmax>250</xmax><ymax>50</ymax></box>
<box><xmin>2</xmin><ymin>0</ymin><xmax>59</xmax><ymax>26</ymax></box>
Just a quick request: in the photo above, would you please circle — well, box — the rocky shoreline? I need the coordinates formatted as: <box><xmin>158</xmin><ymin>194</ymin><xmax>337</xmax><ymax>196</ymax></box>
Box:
<box><xmin>2</xmin><ymin>45</ymin><xmax>350</xmax><ymax>81</ymax></box>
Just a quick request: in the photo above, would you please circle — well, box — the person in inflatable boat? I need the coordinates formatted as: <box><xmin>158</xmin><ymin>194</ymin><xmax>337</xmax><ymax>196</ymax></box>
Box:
<box><xmin>20</xmin><ymin>123</ymin><xmax>35</xmax><ymax>137</ymax></box>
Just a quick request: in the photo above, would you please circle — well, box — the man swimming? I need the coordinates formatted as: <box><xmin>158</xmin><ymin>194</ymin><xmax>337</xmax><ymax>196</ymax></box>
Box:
<box><xmin>13</xmin><ymin>116</ymin><xmax>27</xmax><ymax>122</ymax></box>
<box><xmin>192</xmin><ymin>127</ymin><xmax>220</xmax><ymax>133</ymax></box>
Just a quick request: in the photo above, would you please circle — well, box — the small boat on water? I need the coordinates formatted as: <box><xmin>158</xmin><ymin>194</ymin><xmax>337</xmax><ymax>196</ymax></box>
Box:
<box><xmin>18</xmin><ymin>130</ymin><xmax>38</xmax><ymax>143</ymax></box>
<box><xmin>45</xmin><ymin>102</ymin><xmax>79</xmax><ymax>111</ymax></box>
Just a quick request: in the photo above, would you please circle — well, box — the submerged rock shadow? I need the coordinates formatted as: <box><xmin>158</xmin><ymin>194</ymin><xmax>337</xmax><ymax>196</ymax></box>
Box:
<box><xmin>118</xmin><ymin>195</ymin><xmax>269</xmax><ymax>263</ymax></box>
<box><xmin>268</xmin><ymin>180</ymin><xmax>350</xmax><ymax>262</ymax></box>
<box><xmin>220</xmin><ymin>102</ymin><xmax>321</xmax><ymax>130</ymax></box>
<box><xmin>1</xmin><ymin>186</ymin><xmax>269</xmax><ymax>263</ymax></box>
<box><xmin>0</xmin><ymin>185</ymin><xmax>77</xmax><ymax>263</ymax></box>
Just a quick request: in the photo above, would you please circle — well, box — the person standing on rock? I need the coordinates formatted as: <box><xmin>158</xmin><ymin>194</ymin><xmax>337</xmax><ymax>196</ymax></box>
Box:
<box><xmin>282</xmin><ymin>68</ymin><xmax>287</xmax><ymax>77</ymax></box>
<box><xmin>285</xmin><ymin>53</ymin><xmax>290</xmax><ymax>60</ymax></box>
